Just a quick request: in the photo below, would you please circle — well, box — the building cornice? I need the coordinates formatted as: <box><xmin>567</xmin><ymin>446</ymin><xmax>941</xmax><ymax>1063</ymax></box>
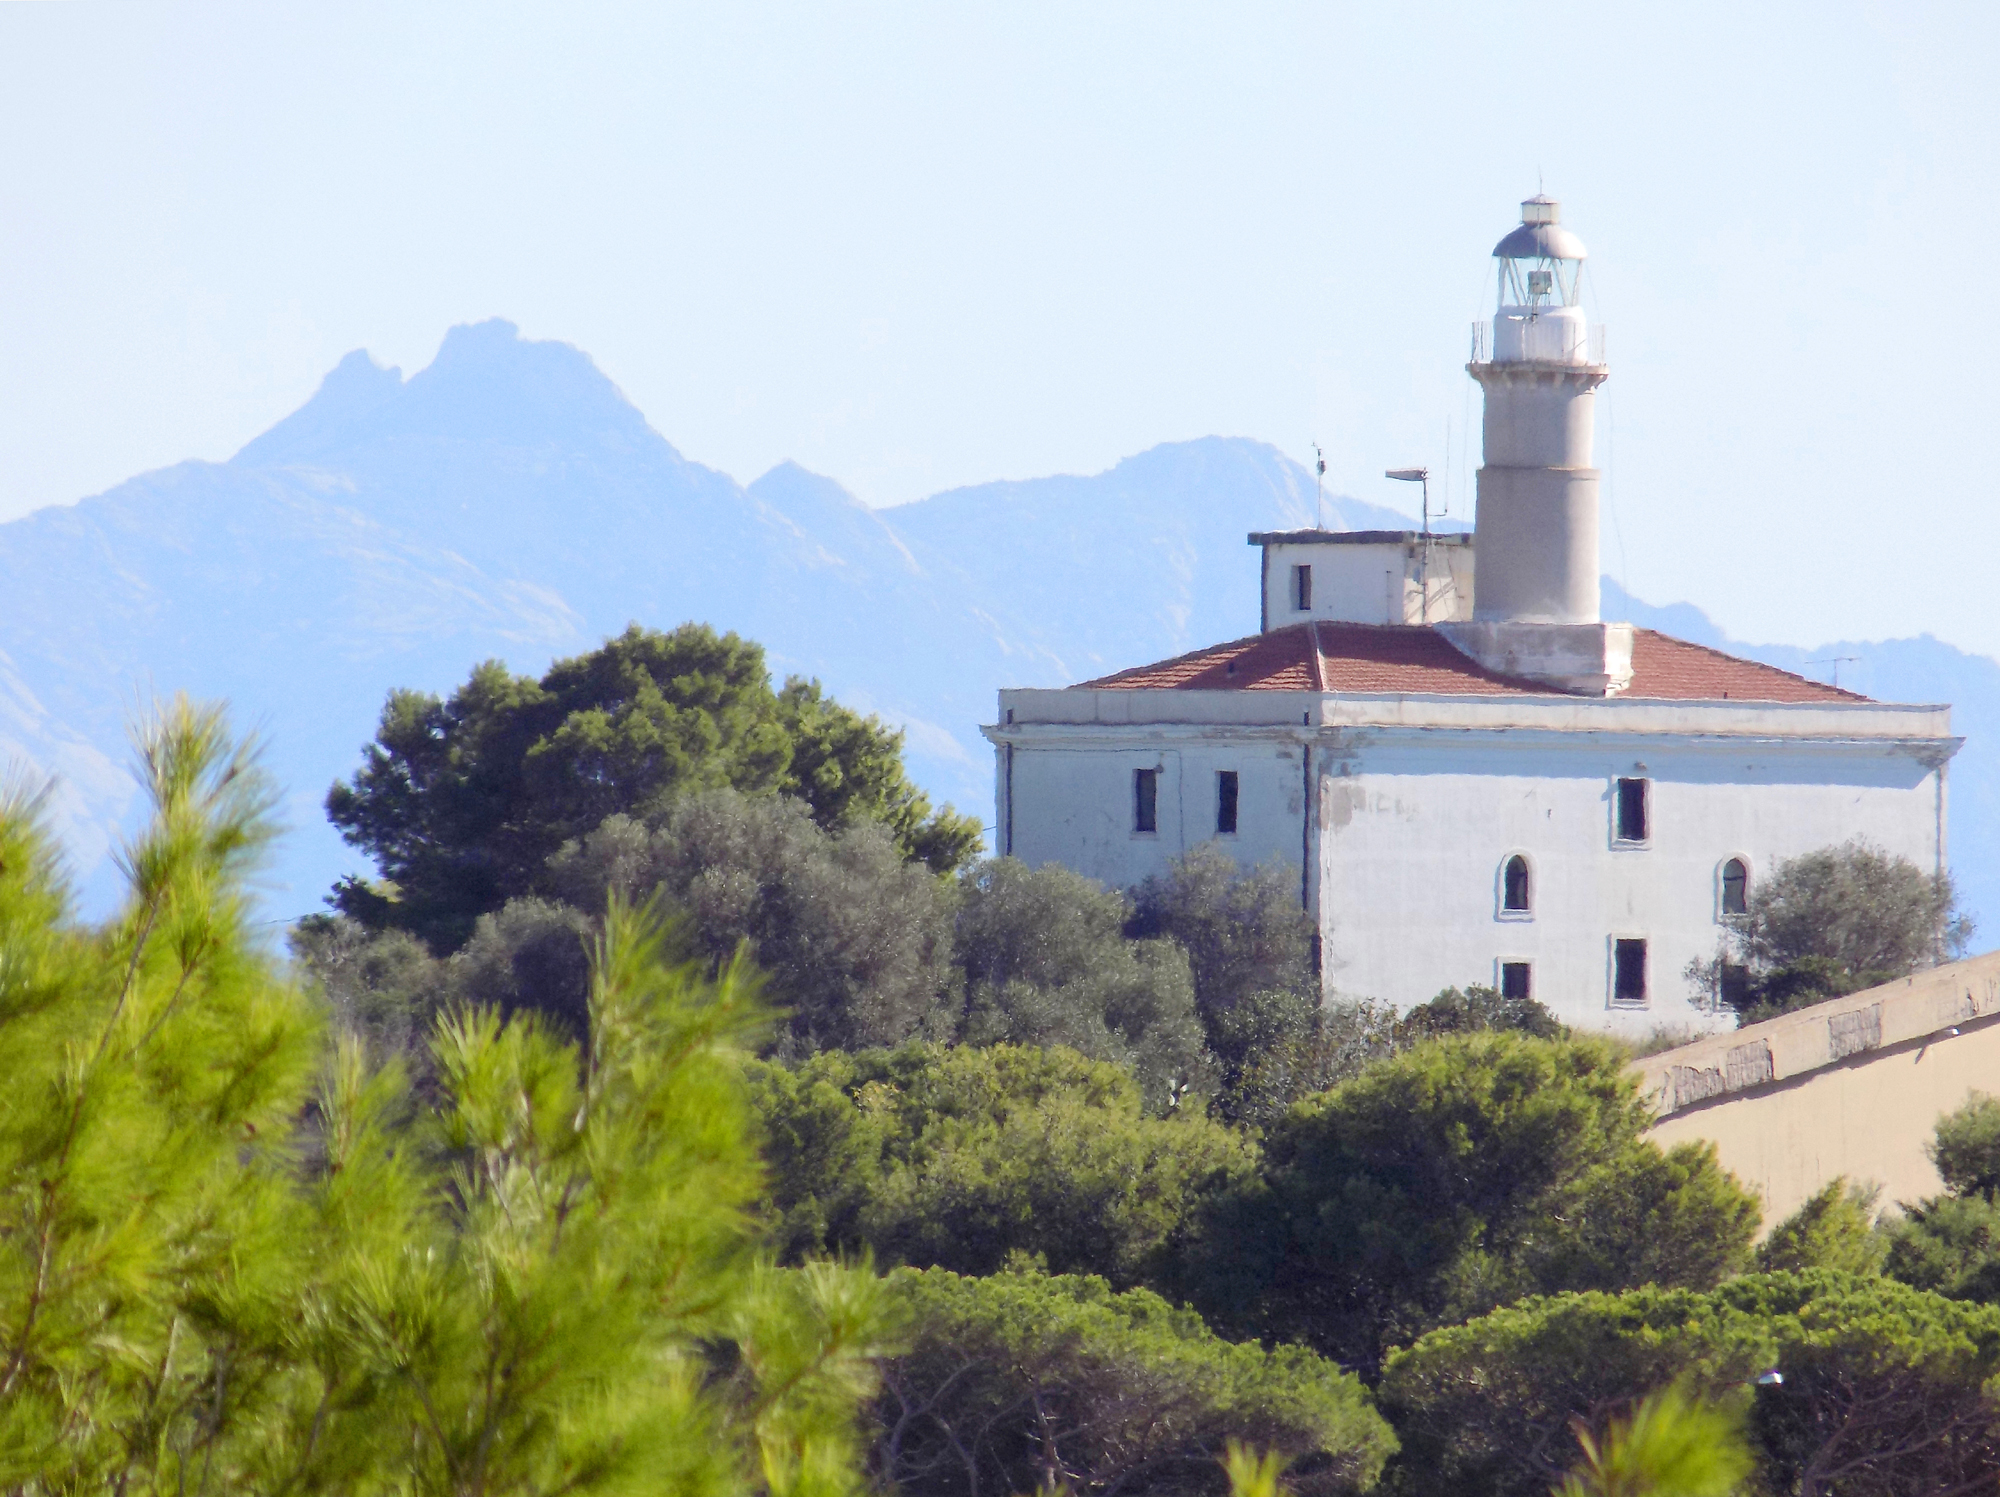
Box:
<box><xmin>981</xmin><ymin>718</ymin><xmax>1963</xmax><ymax>766</ymax></box>
<box><xmin>994</xmin><ymin>685</ymin><xmax>1955</xmax><ymax>745</ymax></box>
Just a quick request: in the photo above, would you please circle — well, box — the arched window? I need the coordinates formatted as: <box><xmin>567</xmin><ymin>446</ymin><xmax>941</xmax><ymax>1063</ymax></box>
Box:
<box><xmin>1503</xmin><ymin>855</ymin><xmax>1531</xmax><ymax>913</ymax></box>
<box><xmin>1721</xmin><ymin>858</ymin><xmax>1749</xmax><ymax>916</ymax></box>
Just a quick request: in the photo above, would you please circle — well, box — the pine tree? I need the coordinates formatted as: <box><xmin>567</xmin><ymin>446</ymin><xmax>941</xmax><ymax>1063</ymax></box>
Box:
<box><xmin>0</xmin><ymin>697</ymin><xmax>892</xmax><ymax>1495</ymax></box>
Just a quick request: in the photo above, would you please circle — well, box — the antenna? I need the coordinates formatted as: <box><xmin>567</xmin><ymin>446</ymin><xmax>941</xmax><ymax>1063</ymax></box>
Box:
<box><xmin>1313</xmin><ymin>443</ymin><xmax>1326</xmax><ymax>530</ymax></box>
<box><xmin>1441</xmin><ymin>416</ymin><xmax>1452</xmax><ymax>518</ymax></box>
<box><xmin>1805</xmin><ymin>655</ymin><xmax>1860</xmax><ymax>689</ymax></box>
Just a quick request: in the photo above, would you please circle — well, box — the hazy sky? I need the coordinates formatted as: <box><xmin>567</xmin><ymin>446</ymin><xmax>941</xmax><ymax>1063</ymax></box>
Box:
<box><xmin>1</xmin><ymin>2</ymin><xmax>1993</xmax><ymax>654</ymax></box>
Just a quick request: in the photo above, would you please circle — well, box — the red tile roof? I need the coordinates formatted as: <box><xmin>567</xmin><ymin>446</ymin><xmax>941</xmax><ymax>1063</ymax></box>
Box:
<box><xmin>1076</xmin><ymin>623</ymin><xmax>1868</xmax><ymax>703</ymax></box>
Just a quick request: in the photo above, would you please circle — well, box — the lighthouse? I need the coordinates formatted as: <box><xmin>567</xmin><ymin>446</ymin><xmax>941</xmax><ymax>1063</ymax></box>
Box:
<box><xmin>1439</xmin><ymin>195</ymin><xmax>1633</xmax><ymax>693</ymax></box>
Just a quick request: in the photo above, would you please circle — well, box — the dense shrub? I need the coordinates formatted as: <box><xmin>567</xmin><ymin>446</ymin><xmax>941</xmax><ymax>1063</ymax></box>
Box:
<box><xmin>1187</xmin><ymin>1032</ymin><xmax>1759</xmax><ymax>1371</ymax></box>
<box><xmin>1127</xmin><ymin>844</ymin><xmax>1314</xmax><ymax>1014</ymax></box>
<box><xmin>874</xmin><ymin>1269</ymin><xmax>1395</xmax><ymax>1497</ymax></box>
<box><xmin>1380</xmin><ymin>1272</ymin><xmax>2000</xmax><ymax>1497</ymax></box>
<box><xmin>551</xmin><ymin>794</ymin><xmax>957</xmax><ymax>1050</ymax></box>
<box><xmin>748</xmin><ymin>1042</ymin><xmax>1256</xmax><ymax>1284</ymax></box>
<box><xmin>954</xmin><ymin>858</ymin><xmax>1211</xmax><ymax>1111</ymax></box>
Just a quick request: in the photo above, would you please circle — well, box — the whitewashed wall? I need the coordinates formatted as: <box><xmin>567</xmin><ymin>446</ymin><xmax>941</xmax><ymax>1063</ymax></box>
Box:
<box><xmin>1001</xmin><ymin>735</ymin><xmax>1308</xmax><ymax>892</ymax></box>
<box><xmin>1313</xmin><ymin>731</ymin><xmax>1944</xmax><ymax>1034</ymax></box>
<box><xmin>989</xmin><ymin>687</ymin><xmax>1955</xmax><ymax>1036</ymax></box>
<box><xmin>1260</xmin><ymin>537</ymin><xmax>1474</xmax><ymax>628</ymax></box>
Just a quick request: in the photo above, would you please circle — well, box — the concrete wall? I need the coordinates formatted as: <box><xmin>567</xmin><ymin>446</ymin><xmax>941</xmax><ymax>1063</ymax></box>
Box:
<box><xmin>1637</xmin><ymin>953</ymin><xmax>2000</xmax><ymax>1227</ymax></box>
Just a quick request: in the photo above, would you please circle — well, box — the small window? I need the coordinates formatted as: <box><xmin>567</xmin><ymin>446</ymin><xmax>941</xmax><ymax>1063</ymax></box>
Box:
<box><xmin>1216</xmin><ymin>771</ymin><xmax>1239</xmax><ymax>835</ymax></box>
<box><xmin>1719</xmin><ymin>962</ymin><xmax>1750</xmax><ymax>1011</ymax></box>
<box><xmin>1613</xmin><ymin>938</ymin><xmax>1648</xmax><ymax>1006</ymax></box>
<box><xmin>1500</xmin><ymin>961</ymin><xmax>1532</xmax><ymax>1001</ymax></box>
<box><xmin>1615</xmin><ymin>778</ymin><xmax>1649</xmax><ymax>843</ymax></box>
<box><xmin>1133</xmin><ymin>768</ymin><xmax>1158</xmax><ymax>834</ymax></box>
<box><xmin>1502</xmin><ymin>855</ymin><xmax>1530</xmax><ymax>913</ymax></box>
<box><xmin>1721</xmin><ymin>858</ymin><xmax>1749</xmax><ymax>916</ymax></box>
<box><xmin>1293</xmin><ymin>563</ymin><xmax>1313</xmax><ymax>611</ymax></box>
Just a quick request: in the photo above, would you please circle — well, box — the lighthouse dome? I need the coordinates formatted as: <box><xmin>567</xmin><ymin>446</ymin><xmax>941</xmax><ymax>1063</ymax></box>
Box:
<box><xmin>1493</xmin><ymin>196</ymin><xmax>1588</xmax><ymax>261</ymax></box>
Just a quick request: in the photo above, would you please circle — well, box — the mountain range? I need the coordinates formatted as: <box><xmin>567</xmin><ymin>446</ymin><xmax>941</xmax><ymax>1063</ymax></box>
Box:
<box><xmin>5</xmin><ymin>319</ymin><xmax>1993</xmax><ymax>941</ymax></box>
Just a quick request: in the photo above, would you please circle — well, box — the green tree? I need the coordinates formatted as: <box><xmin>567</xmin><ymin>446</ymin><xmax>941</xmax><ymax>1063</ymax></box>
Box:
<box><xmin>1554</xmin><ymin>1384</ymin><xmax>1755</xmax><ymax>1497</ymax></box>
<box><xmin>1702</xmin><ymin>840</ymin><xmax>1972</xmax><ymax>1021</ymax></box>
<box><xmin>777</xmin><ymin>677</ymin><xmax>981</xmax><ymax>874</ymax></box>
<box><xmin>290</xmin><ymin>909</ymin><xmax>447</xmax><ymax>1061</ymax></box>
<box><xmin>1756</xmin><ymin>1178</ymin><xmax>1885</xmax><ymax>1276</ymax></box>
<box><xmin>1882</xmin><ymin>1092</ymin><xmax>2000</xmax><ymax>1302</ymax></box>
<box><xmin>328</xmin><ymin>623</ymin><xmax>979</xmax><ymax>949</ymax></box>
<box><xmin>1203</xmin><ymin>990</ymin><xmax>1400</xmax><ymax>1127</ymax></box>
<box><xmin>1376</xmin><ymin>1285</ymin><xmax>1771</xmax><ymax>1497</ymax></box>
<box><xmin>1932</xmin><ymin>1091</ymin><xmax>2000</xmax><ymax>1198</ymax></box>
<box><xmin>872</xmin><ymin>1269</ymin><xmax>1395</xmax><ymax>1497</ymax></box>
<box><xmin>1882</xmin><ymin>1193</ymin><xmax>2000</xmax><ymax>1302</ymax></box>
<box><xmin>0</xmin><ymin>699</ymin><xmax>892</xmax><ymax>1494</ymax></box>
<box><xmin>1380</xmin><ymin>1271</ymin><xmax>2000</xmax><ymax>1497</ymax></box>
<box><xmin>1127</xmin><ymin>845</ymin><xmax>1315</xmax><ymax>1016</ymax></box>
<box><xmin>1188</xmin><ymin>1033</ymin><xmax>1758</xmax><ymax>1371</ymax></box>
<box><xmin>550</xmin><ymin>793</ymin><xmax>956</xmax><ymax>1051</ymax></box>
<box><xmin>748</xmin><ymin>1043</ymin><xmax>1257</xmax><ymax>1285</ymax></box>
<box><xmin>953</xmin><ymin>858</ymin><xmax>1212</xmax><ymax>1112</ymax></box>
<box><xmin>1392</xmin><ymin>983</ymin><xmax>1565</xmax><ymax>1044</ymax></box>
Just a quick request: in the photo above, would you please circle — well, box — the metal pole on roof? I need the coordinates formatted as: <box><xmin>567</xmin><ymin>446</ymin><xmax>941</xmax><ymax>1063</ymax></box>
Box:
<box><xmin>1386</xmin><ymin>467</ymin><xmax>1431</xmax><ymax>624</ymax></box>
<box><xmin>1313</xmin><ymin>443</ymin><xmax>1326</xmax><ymax>531</ymax></box>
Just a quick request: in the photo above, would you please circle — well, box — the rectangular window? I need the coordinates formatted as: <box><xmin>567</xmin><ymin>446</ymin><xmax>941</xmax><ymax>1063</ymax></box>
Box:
<box><xmin>1215</xmin><ymin>771</ymin><xmax>1239</xmax><ymax>835</ymax></box>
<box><xmin>1293</xmin><ymin>563</ymin><xmax>1313</xmax><ymax>611</ymax></box>
<box><xmin>1613</xmin><ymin>938</ymin><xmax>1648</xmax><ymax>1005</ymax></box>
<box><xmin>1500</xmin><ymin>961</ymin><xmax>1531</xmax><ymax>1001</ymax></box>
<box><xmin>1615</xmin><ymin>778</ymin><xmax>1649</xmax><ymax>842</ymax></box>
<box><xmin>1719</xmin><ymin>962</ymin><xmax>1750</xmax><ymax>1011</ymax></box>
<box><xmin>1133</xmin><ymin>767</ymin><xmax>1158</xmax><ymax>834</ymax></box>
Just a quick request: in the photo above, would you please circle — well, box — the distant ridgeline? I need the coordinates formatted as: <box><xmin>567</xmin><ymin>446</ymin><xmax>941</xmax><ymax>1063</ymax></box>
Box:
<box><xmin>0</xmin><ymin>317</ymin><xmax>1991</xmax><ymax>937</ymax></box>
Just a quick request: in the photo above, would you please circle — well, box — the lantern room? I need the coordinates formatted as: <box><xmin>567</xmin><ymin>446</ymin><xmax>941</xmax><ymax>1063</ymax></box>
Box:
<box><xmin>1490</xmin><ymin>195</ymin><xmax>1592</xmax><ymax>365</ymax></box>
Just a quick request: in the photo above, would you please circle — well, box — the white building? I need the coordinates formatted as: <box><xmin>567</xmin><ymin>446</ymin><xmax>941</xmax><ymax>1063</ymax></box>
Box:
<box><xmin>982</xmin><ymin>197</ymin><xmax>1959</xmax><ymax>1035</ymax></box>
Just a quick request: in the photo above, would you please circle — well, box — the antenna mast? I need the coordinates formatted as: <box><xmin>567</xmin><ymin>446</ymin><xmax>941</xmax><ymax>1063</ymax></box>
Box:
<box><xmin>1313</xmin><ymin>443</ymin><xmax>1326</xmax><ymax>530</ymax></box>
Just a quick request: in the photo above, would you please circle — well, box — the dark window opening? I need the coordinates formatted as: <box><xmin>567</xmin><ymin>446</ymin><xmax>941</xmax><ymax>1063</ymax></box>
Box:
<box><xmin>1614</xmin><ymin>938</ymin><xmax>1648</xmax><ymax>1005</ymax></box>
<box><xmin>1616</xmin><ymin>778</ymin><xmax>1649</xmax><ymax>842</ymax></box>
<box><xmin>1216</xmin><ymin>771</ymin><xmax>1239</xmax><ymax>835</ymax></box>
<box><xmin>1721</xmin><ymin>858</ymin><xmax>1749</xmax><ymax>916</ymax></box>
<box><xmin>1719</xmin><ymin>962</ymin><xmax>1751</xmax><ymax>1011</ymax></box>
<box><xmin>1134</xmin><ymin>768</ymin><xmax>1158</xmax><ymax>834</ymax></box>
<box><xmin>1293</xmin><ymin>564</ymin><xmax>1313</xmax><ymax>611</ymax></box>
<box><xmin>1503</xmin><ymin>855</ymin><xmax>1531</xmax><ymax>912</ymax></box>
<box><xmin>1500</xmin><ymin>961</ymin><xmax>1532</xmax><ymax>1000</ymax></box>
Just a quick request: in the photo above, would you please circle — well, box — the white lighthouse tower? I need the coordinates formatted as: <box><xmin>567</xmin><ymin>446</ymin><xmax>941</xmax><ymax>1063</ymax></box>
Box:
<box><xmin>1440</xmin><ymin>195</ymin><xmax>1632</xmax><ymax>693</ymax></box>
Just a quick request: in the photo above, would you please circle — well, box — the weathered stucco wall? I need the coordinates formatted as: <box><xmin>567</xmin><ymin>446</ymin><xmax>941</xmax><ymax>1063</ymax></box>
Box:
<box><xmin>1638</xmin><ymin>952</ymin><xmax>2000</xmax><ymax>1228</ymax></box>
<box><xmin>1260</xmin><ymin>537</ymin><xmax>1474</xmax><ymax>627</ymax></box>
<box><xmin>989</xmin><ymin>688</ymin><xmax>1953</xmax><ymax>1030</ymax></box>
<box><xmin>1312</xmin><ymin>728</ymin><xmax>1943</xmax><ymax>1030</ymax></box>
